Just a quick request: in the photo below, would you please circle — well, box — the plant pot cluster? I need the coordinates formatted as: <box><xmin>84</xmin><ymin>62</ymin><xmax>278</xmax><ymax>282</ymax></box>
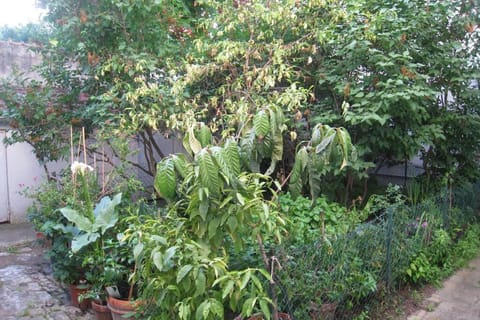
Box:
<box><xmin>69</xmin><ymin>287</ymin><xmax>141</xmax><ymax>320</ymax></box>
<box><xmin>34</xmin><ymin>153</ymin><xmax>291</xmax><ymax>319</ymax></box>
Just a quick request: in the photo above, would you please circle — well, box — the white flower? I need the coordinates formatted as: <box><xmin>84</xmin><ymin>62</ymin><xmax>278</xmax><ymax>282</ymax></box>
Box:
<box><xmin>71</xmin><ymin>161</ymin><xmax>94</xmax><ymax>175</ymax></box>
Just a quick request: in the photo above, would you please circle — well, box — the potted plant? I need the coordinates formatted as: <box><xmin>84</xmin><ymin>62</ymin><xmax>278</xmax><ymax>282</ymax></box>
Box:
<box><xmin>54</xmin><ymin>161</ymin><xmax>126</xmax><ymax>311</ymax></box>
<box><xmin>83</xmin><ymin>250</ymin><xmax>128</xmax><ymax>320</ymax></box>
<box><xmin>105</xmin><ymin>233</ymin><xmax>143</xmax><ymax>320</ymax></box>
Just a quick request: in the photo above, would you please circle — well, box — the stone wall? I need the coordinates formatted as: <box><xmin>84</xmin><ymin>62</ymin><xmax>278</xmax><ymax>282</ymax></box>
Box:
<box><xmin>0</xmin><ymin>41</ymin><xmax>41</xmax><ymax>80</ymax></box>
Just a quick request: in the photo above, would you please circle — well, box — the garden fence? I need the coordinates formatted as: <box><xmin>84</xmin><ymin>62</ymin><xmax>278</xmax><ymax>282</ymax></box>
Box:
<box><xmin>275</xmin><ymin>182</ymin><xmax>480</xmax><ymax>319</ymax></box>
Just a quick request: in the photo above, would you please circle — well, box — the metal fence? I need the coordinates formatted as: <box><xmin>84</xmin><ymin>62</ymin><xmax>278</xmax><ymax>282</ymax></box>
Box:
<box><xmin>275</xmin><ymin>182</ymin><xmax>480</xmax><ymax>319</ymax></box>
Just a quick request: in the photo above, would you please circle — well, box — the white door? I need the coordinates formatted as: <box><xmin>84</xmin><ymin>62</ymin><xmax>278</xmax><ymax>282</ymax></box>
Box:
<box><xmin>0</xmin><ymin>130</ymin><xmax>9</xmax><ymax>223</ymax></box>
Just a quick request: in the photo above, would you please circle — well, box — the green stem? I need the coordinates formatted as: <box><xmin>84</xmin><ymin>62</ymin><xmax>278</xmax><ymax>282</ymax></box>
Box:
<box><xmin>79</xmin><ymin>173</ymin><xmax>94</xmax><ymax>221</ymax></box>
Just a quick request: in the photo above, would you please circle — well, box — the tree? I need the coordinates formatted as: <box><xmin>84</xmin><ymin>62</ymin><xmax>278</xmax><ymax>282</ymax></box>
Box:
<box><xmin>1</xmin><ymin>0</ymin><xmax>478</xmax><ymax>195</ymax></box>
<box><xmin>2</xmin><ymin>0</ymin><xmax>199</xmax><ymax>178</ymax></box>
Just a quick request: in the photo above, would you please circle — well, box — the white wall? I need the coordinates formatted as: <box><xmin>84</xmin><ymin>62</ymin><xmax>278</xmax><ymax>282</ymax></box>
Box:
<box><xmin>3</xmin><ymin>130</ymin><xmax>65</xmax><ymax>223</ymax></box>
<box><xmin>0</xmin><ymin>129</ymin><xmax>9</xmax><ymax>222</ymax></box>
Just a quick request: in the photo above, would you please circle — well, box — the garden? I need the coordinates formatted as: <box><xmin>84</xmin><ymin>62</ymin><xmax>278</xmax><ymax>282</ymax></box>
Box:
<box><xmin>1</xmin><ymin>0</ymin><xmax>479</xmax><ymax>319</ymax></box>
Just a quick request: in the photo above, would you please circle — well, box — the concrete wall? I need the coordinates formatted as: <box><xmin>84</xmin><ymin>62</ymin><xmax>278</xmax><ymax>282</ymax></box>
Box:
<box><xmin>0</xmin><ymin>41</ymin><xmax>47</xmax><ymax>223</ymax></box>
<box><xmin>0</xmin><ymin>41</ymin><xmax>41</xmax><ymax>80</ymax></box>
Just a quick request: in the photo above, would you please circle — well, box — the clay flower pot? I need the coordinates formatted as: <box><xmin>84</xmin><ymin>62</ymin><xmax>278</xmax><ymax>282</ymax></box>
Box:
<box><xmin>91</xmin><ymin>300</ymin><xmax>113</xmax><ymax>320</ymax></box>
<box><xmin>69</xmin><ymin>284</ymin><xmax>90</xmax><ymax>311</ymax></box>
<box><xmin>107</xmin><ymin>296</ymin><xmax>141</xmax><ymax>320</ymax></box>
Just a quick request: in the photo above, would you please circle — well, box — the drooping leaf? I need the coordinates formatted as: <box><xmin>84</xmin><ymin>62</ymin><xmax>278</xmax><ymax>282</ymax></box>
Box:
<box><xmin>163</xmin><ymin>246</ymin><xmax>177</xmax><ymax>270</ymax></box>
<box><xmin>209</xmin><ymin>299</ymin><xmax>224</xmax><ymax>318</ymax></box>
<box><xmin>172</xmin><ymin>154</ymin><xmax>190</xmax><ymax>179</ymax></box>
<box><xmin>221</xmin><ymin>280</ymin><xmax>235</xmax><ymax>299</ymax></box>
<box><xmin>178</xmin><ymin>302</ymin><xmax>191</xmax><ymax>320</ymax></box>
<box><xmin>133</xmin><ymin>242</ymin><xmax>144</xmax><ymax>261</ymax></box>
<box><xmin>195</xmin><ymin>300</ymin><xmax>210</xmax><ymax>320</ymax></box>
<box><xmin>259</xmin><ymin>299</ymin><xmax>271</xmax><ymax>320</ymax></box>
<box><xmin>196</xmin><ymin>123</ymin><xmax>212</xmax><ymax>147</ymax></box>
<box><xmin>197</xmin><ymin>149</ymin><xmax>221</xmax><ymax>197</ymax></box>
<box><xmin>152</xmin><ymin>250</ymin><xmax>163</xmax><ymax>272</ymax></box>
<box><xmin>253</xmin><ymin>110</ymin><xmax>270</xmax><ymax>138</ymax></box>
<box><xmin>289</xmin><ymin>146</ymin><xmax>308</xmax><ymax>198</ymax></box>
<box><xmin>265</xmin><ymin>130</ymin><xmax>283</xmax><ymax>176</ymax></box>
<box><xmin>188</xmin><ymin>126</ymin><xmax>203</xmax><ymax>154</ymax></box>
<box><xmin>155</xmin><ymin>157</ymin><xmax>177</xmax><ymax>200</ymax></box>
<box><xmin>315</xmin><ymin>128</ymin><xmax>336</xmax><ymax>154</ymax></box>
<box><xmin>211</xmin><ymin>140</ymin><xmax>241</xmax><ymax>185</ymax></box>
<box><xmin>241</xmin><ymin>297</ymin><xmax>257</xmax><ymax>317</ymax></box>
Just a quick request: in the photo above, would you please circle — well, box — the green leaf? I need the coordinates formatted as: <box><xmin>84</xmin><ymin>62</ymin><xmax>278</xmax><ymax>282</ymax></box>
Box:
<box><xmin>222</xmin><ymin>280</ymin><xmax>235</xmax><ymax>299</ymax></box>
<box><xmin>93</xmin><ymin>193</ymin><xmax>121</xmax><ymax>234</ymax></box>
<box><xmin>197</xmin><ymin>149</ymin><xmax>221</xmax><ymax>197</ymax></box>
<box><xmin>265</xmin><ymin>130</ymin><xmax>283</xmax><ymax>176</ymax></box>
<box><xmin>178</xmin><ymin>302</ymin><xmax>191</xmax><ymax>320</ymax></box>
<box><xmin>172</xmin><ymin>154</ymin><xmax>190</xmax><ymax>179</ymax></box>
<box><xmin>259</xmin><ymin>299</ymin><xmax>271</xmax><ymax>320</ymax></box>
<box><xmin>315</xmin><ymin>129</ymin><xmax>335</xmax><ymax>154</ymax></box>
<box><xmin>195</xmin><ymin>300</ymin><xmax>210</xmax><ymax>320</ymax></box>
<box><xmin>133</xmin><ymin>242</ymin><xmax>144</xmax><ymax>261</ymax></box>
<box><xmin>253</xmin><ymin>110</ymin><xmax>270</xmax><ymax>138</ymax></box>
<box><xmin>210</xmin><ymin>299</ymin><xmax>224</xmax><ymax>318</ymax></box>
<box><xmin>240</xmin><ymin>271</ymin><xmax>251</xmax><ymax>290</ymax></box>
<box><xmin>241</xmin><ymin>297</ymin><xmax>257</xmax><ymax>317</ymax></box>
<box><xmin>194</xmin><ymin>269</ymin><xmax>206</xmax><ymax>297</ymax></box>
<box><xmin>164</xmin><ymin>246</ymin><xmax>177</xmax><ymax>270</ymax></box>
<box><xmin>60</xmin><ymin>208</ymin><xmax>94</xmax><ymax>232</ymax></box>
<box><xmin>211</xmin><ymin>139</ymin><xmax>241</xmax><ymax>184</ymax></box>
<box><xmin>208</xmin><ymin>218</ymin><xmax>221</xmax><ymax>239</ymax></box>
<box><xmin>289</xmin><ymin>146</ymin><xmax>308</xmax><ymax>198</ymax></box>
<box><xmin>71</xmin><ymin>232</ymin><xmax>99</xmax><ymax>252</ymax></box>
<box><xmin>177</xmin><ymin>264</ymin><xmax>193</xmax><ymax>284</ymax></box>
<box><xmin>197</xmin><ymin>123</ymin><xmax>212</xmax><ymax>147</ymax></box>
<box><xmin>155</xmin><ymin>158</ymin><xmax>177</xmax><ymax>200</ymax></box>
<box><xmin>153</xmin><ymin>251</ymin><xmax>163</xmax><ymax>272</ymax></box>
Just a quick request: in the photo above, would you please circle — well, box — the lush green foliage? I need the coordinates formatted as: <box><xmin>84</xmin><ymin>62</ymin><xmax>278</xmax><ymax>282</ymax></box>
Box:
<box><xmin>2</xmin><ymin>0</ymin><xmax>478</xmax><ymax>192</ymax></box>
<box><xmin>275</xmin><ymin>182</ymin><xmax>480</xmax><ymax>319</ymax></box>
<box><xmin>133</xmin><ymin>135</ymin><xmax>286</xmax><ymax>319</ymax></box>
<box><xmin>279</xmin><ymin>193</ymin><xmax>368</xmax><ymax>243</ymax></box>
<box><xmin>6</xmin><ymin>0</ymin><xmax>480</xmax><ymax>319</ymax></box>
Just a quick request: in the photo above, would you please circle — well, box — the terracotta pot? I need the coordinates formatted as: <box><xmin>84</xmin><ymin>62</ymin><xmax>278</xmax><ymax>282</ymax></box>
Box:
<box><xmin>69</xmin><ymin>284</ymin><xmax>90</xmax><ymax>311</ymax></box>
<box><xmin>92</xmin><ymin>300</ymin><xmax>113</xmax><ymax>320</ymax></box>
<box><xmin>107</xmin><ymin>296</ymin><xmax>141</xmax><ymax>320</ymax></box>
<box><xmin>35</xmin><ymin>232</ymin><xmax>52</xmax><ymax>247</ymax></box>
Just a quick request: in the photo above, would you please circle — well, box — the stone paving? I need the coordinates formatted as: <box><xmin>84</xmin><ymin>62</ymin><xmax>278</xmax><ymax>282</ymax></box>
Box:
<box><xmin>0</xmin><ymin>240</ymin><xmax>94</xmax><ymax>319</ymax></box>
<box><xmin>407</xmin><ymin>255</ymin><xmax>480</xmax><ymax>320</ymax></box>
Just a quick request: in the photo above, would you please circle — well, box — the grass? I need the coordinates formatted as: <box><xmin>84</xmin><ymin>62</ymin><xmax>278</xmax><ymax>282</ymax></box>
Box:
<box><xmin>6</xmin><ymin>246</ymin><xmax>19</xmax><ymax>254</ymax></box>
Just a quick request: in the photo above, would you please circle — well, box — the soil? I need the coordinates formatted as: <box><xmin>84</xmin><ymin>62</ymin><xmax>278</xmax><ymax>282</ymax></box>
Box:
<box><xmin>366</xmin><ymin>284</ymin><xmax>437</xmax><ymax>320</ymax></box>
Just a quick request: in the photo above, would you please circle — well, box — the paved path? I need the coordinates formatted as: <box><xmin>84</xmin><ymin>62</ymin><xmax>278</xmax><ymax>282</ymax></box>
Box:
<box><xmin>408</xmin><ymin>255</ymin><xmax>480</xmax><ymax>320</ymax></box>
<box><xmin>0</xmin><ymin>223</ymin><xmax>94</xmax><ymax>319</ymax></box>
